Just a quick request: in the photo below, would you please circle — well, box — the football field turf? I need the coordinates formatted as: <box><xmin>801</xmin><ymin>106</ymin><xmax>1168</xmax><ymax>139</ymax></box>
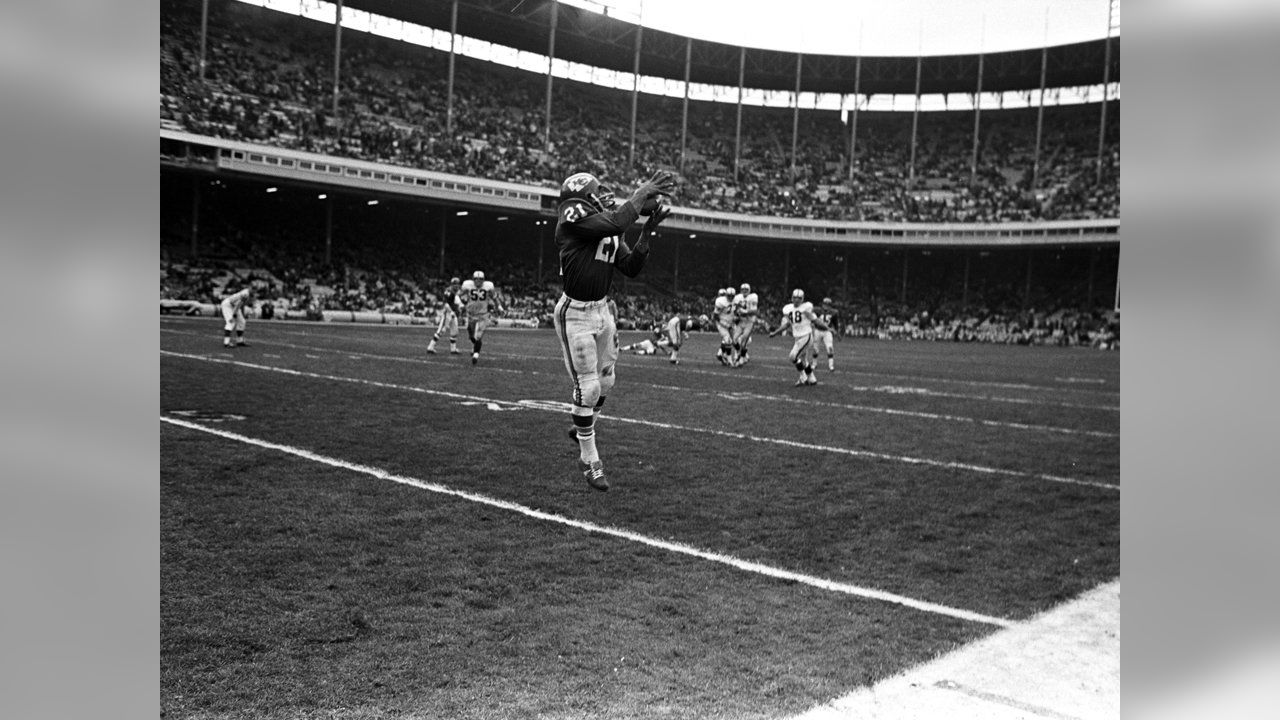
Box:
<box><xmin>160</xmin><ymin>317</ymin><xmax>1119</xmax><ymax>719</ymax></box>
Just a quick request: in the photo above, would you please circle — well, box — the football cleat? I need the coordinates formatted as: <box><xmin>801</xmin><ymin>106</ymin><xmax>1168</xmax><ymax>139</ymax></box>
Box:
<box><xmin>427</xmin><ymin>347</ymin><xmax>437</xmax><ymax>354</ymax></box>
<box><xmin>580</xmin><ymin>459</ymin><xmax>609</xmax><ymax>491</ymax></box>
<box><xmin>471</xmin><ymin>352</ymin><xmax>479</xmax><ymax>365</ymax></box>
<box><xmin>450</xmin><ymin>348</ymin><xmax>459</xmax><ymax>354</ymax></box>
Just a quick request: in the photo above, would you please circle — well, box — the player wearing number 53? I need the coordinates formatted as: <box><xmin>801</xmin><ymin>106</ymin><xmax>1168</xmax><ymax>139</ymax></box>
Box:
<box><xmin>553</xmin><ymin>169</ymin><xmax>677</xmax><ymax>491</ymax></box>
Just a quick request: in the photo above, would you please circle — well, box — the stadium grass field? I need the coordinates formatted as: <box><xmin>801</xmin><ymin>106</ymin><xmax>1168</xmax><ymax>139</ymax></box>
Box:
<box><xmin>160</xmin><ymin>316</ymin><xmax>1119</xmax><ymax>719</ymax></box>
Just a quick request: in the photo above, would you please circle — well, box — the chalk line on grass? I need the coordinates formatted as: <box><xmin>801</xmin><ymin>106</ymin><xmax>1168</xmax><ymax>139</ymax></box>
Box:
<box><xmin>162</xmin><ymin>414</ymin><xmax>1015</xmax><ymax>629</ymax></box>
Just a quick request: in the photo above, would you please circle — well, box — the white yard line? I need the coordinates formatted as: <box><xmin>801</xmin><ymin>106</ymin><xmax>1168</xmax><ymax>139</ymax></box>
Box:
<box><xmin>160</xmin><ymin>321</ymin><xmax>1118</xmax><ymax>396</ymax></box>
<box><xmin>161</xmin><ymin>328</ymin><xmax>1119</xmax><ymax>427</ymax></box>
<box><xmin>790</xmin><ymin>579</ymin><xmax>1119</xmax><ymax>720</ymax></box>
<box><xmin>160</xmin><ymin>350</ymin><xmax>1120</xmax><ymax>491</ymax></box>
<box><xmin>161</xmin><ymin>414</ymin><xmax>1015</xmax><ymax>629</ymax></box>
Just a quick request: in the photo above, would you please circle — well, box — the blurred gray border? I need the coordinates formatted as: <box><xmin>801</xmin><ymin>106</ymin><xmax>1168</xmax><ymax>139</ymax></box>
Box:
<box><xmin>7</xmin><ymin>0</ymin><xmax>1278</xmax><ymax>717</ymax></box>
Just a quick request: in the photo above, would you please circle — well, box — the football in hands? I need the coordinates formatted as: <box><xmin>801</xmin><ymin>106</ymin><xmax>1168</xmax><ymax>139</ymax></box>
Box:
<box><xmin>639</xmin><ymin>194</ymin><xmax>665</xmax><ymax>216</ymax></box>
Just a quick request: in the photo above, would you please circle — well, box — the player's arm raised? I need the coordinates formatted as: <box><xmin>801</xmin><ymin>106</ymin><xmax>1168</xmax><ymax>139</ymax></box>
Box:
<box><xmin>569</xmin><ymin>170</ymin><xmax>675</xmax><ymax>239</ymax></box>
<box><xmin>616</xmin><ymin>203</ymin><xmax>672</xmax><ymax>277</ymax></box>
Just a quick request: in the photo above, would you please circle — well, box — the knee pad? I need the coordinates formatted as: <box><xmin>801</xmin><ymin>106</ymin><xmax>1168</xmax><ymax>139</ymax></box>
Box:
<box><xmin>598</xmin><ymin>365</ymin><xmax>616</xmax><ymax>398</ymax></box>
<box><xmin>574</xmin><ymin>374</ymin><xmax>601</xmax><ymax>409</ymax></box>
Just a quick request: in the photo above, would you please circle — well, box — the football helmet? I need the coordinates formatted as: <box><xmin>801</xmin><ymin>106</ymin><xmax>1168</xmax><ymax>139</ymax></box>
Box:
<box><xmin>792</xmin><ymin>289</ymin><xmax>805</xmax><ymax>304</ymax></box>
<box><xmin>472</xmin><ymin>271</ymin><xmax>485</xmax><ymax>281</ymax></box>
<box><xmin>822</xmin><ymin>297</ymin><xmax>833</xmax><ymax>305</ymax></box>
<box><xmin>560</xmin><ymin>172</ymin><xmax>616</xmax><ymax>213</ymax></box>
<box><xmin>449</xmin><ymin>277</ymin><xmax>460</xmax><ymax>285</ymax></box>
<box><xmin>717</xmin><ymin>288</ymin><xmax>730</xmax><ymax>297</ymax></box>
<box><xmin>740</xmin><ymin>283</ymin><xmax>751</xmax><ymax>295</ymax></box>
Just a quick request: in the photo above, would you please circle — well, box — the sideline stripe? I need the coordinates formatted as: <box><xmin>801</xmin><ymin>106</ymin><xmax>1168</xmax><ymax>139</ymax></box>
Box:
<box><xmin>645</xmin><ymin>384</ymin><xmax>1118</xmax><ymax>439</ymax></box>
<box><xmin>161</xmin><ymin>318</ymin><xmax>1117</xmax><ymax>396</ymax></box>
<box><xmin>161</xmin><ymin>350</ymin><xmax>1120</xmax><ymax>491</ymax></box>
<box><xmin>161</xmin><ymin>415</ymin><xmax>1015</xmax><ymax>629</ymax></box>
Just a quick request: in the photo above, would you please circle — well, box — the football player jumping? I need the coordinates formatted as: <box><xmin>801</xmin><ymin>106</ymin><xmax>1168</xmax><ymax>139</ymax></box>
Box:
<box><xmin>553</xmin><ymin>169</ymin><xmax>677</xmax><ymax>491</ymax></box>
<box><xmin>769</xmin><ymin>288</ymin><xmax>830</xmax><ymax>386</ymax></box>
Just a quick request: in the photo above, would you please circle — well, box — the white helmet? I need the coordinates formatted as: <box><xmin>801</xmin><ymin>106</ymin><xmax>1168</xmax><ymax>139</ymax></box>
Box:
<box><xmin>792</xmin><ymin>288</ymin><xmax>805</xmax><ymax>304</ymax></box>
<box><xmin>717</xmin><ymin>288</ymin><xmax>730</xmax><ymax>297</ymax></box>
<box><xmin>740</xmin><ymin>283</ymin><xmax>751</xmax><ymax>295</ymax></box>
<box><xmin>822</xmin><ymin>297</ymin><xmax>833</xmax><ymax>305</ymax></box>
<box><xmin>472</xmin><ymin>270</ymin><xmax>485</xmax><ymax>281</ymax></box>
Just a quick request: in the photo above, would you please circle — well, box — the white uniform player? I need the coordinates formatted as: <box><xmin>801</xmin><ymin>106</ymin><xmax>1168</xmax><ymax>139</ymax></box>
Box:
<box><xmin>730</xmin><ymin>283</ymin><xmax>758</xmax><ymax>367</ymax></box>
<box><xmin>769</xmin><ymin>289</ymin><xmax>829</xmax><ymax>386</ymax></box>
<box><xmin>714</xmin><ymin>288</ymin><xmax>735</xmax><ymax>365</ymax></box>
<box><xmin>664</xmin><ymin>313</ymin><xmax>687</xmax><ymax>365</ymax></box>
<box><xmin>458</xmin><ymin>271</ymin><xmax>502</xmax><ymax>364</ymax></box>
<box><xmin>219</xmin><ymin>287</ymin><xmax>255</xmax><ymax>347</ymax></box>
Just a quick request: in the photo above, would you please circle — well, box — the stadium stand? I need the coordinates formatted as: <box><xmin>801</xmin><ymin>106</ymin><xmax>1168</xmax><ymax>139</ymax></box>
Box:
<box><xmin>160</xmin><ymin>0</ymin><xmax>1118</xmax><ymax>223</ymax></box>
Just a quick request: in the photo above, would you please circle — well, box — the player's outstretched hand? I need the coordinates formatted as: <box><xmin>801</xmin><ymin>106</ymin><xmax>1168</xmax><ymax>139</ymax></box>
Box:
<box><xmin>643</xmin><ymin>203</ymin><xmax>671</xmax><ymax>231</ymax></box>
<box><xmin>635</xmin><ymin>170</ymin><xmax>677</xmax><ymax>200</ymax></box>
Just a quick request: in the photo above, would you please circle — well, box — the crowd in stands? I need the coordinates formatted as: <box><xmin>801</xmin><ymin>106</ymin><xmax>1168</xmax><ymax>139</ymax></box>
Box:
<box><xmin>161</xmin><ymin>0</ymin><xmax>1119</xmax><ymax>224</ymax></box>
<box><xmin>162</xmin><ymin>229</ymin><xmax>1118</xmax><ymax>350</ymax></box>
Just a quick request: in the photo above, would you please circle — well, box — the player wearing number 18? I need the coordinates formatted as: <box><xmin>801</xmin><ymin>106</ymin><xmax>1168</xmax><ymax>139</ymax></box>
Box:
<box><xmin>769</xmin><ymin>288</ymin><xmax>830</xmax><ymax>387</ymax></box>
<box><xmin>553</xmin><ymin>169</ymin><xmax>677</xmax><ymax>491</ymax></box>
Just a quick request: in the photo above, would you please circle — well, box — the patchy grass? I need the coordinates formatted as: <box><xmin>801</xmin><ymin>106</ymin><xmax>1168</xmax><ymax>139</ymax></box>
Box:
<box><xmin>160</xmin><ymin>318</ymin><xmax>1118</xmax><ymax>719</ymax></box>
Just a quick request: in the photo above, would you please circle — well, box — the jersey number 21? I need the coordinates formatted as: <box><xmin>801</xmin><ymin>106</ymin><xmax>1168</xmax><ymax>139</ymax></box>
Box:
<box><xmin>594</xmin><ymin>236</ymin><xmax>619</xmax><ymax>264</ymax></box>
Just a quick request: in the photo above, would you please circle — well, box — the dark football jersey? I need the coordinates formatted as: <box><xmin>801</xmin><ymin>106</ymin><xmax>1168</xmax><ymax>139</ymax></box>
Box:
<box><xmin>555</xmin><ymin>198</ymin><xmax>647</xmax><ymax>302</ymax></box>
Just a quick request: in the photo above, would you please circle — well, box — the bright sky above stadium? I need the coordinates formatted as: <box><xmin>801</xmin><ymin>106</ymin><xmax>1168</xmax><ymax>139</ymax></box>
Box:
<box><xmin>564</xmin><ymin>0</ymin><xmax>1117</xmax><ymax>56</ymax></box>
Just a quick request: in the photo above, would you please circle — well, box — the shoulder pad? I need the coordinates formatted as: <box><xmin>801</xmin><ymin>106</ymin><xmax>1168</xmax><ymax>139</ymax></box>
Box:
<box><xmin>558</xmin><ymin>199</ymin><xmax>594</xmax><ymax>223</ymax></box>
<box><xmin>482</xmin><ymin>281</ymin><xmax>495</xmax><ymax>292</ymax></box>
<box><xmin>461</xmin><ymin>280</ymin><xmax>476</xmax><ymax>291</ymax></box>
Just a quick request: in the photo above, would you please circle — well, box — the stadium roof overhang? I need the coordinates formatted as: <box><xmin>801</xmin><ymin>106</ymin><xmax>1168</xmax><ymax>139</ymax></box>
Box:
<box><xmin>342</xmin><ymin>0</ymin><xmax>1118</xmax><ymax>94</ymax></box>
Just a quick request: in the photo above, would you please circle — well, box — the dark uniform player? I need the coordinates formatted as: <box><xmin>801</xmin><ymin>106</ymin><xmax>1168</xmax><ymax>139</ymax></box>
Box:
<box><xmin>554</xmin><ymin>169</ymin><xmax>676</xmax><ymax>491</ymax></box>
<box><xmin>814</xmin><ymin>297</ymin><xmax>840</xmax><ymax>371</ymax></box>
<box><xmin>426</xmin><ymin>277</ymin><xmax>462</xmax><ymax>354</ymax></box>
